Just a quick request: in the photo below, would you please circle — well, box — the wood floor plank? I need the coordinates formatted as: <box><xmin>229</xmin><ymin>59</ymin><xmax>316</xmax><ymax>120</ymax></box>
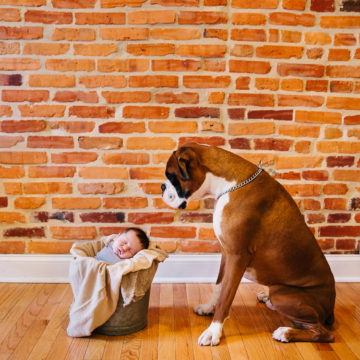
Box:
<box><xmin>173</xmin><ymin>284</ymin><xmax>194</xmax><ymax>360</ymax></box>
<box><xmin>0</xmin><ymin>284</ymin><xmax>58</xmax><ymax>360</ymax></box>
<box><xmin>65</xmin><ymin>337</ymin><xmax>89</xmax><ymax>360</ymax></box>
<box><xmin>157</xmin><ymin>284</ymin><xmax>176</xmax><ymax>360</ymax></box>
<box><xmin>83</xmin><ymin>334</ymin><xmax>107</xmax><ymax>360</ymax></box>
<box><xmin>27</xmin><ymin>285</ymin><xmax>73</xmax><ymax>360</ymax></box>
<box><xmin>186</xmin><ymin>284</ymin><xmax>213</xmax><ymax>360</ymax></box>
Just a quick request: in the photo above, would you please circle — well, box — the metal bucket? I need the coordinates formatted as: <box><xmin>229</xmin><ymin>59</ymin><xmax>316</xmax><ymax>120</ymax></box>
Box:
<box><xmin>94</xmin><ymin>289</ymin><xmax>151</xmax><ymax>336</ymax></box>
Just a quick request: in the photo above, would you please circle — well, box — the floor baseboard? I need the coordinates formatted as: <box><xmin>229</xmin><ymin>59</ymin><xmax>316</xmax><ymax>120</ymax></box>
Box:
<box><xmin>0</xmin><ymin>254</ymin><xmax>359</xmax><ymax>283</ymax></box>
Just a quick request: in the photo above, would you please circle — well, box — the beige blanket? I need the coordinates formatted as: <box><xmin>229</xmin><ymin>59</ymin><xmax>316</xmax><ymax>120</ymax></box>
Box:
<box><xmin>67</xmin><ymin>235</ymin><xmax>167</xmax><ymax>337</ymax></box>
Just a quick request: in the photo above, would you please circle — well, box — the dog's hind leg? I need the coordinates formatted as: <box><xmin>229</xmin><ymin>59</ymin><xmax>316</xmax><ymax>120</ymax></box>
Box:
<box><xmin>269</xmin><ymin>285</ymin><xmax>334</xmax><ymax>343</ymax></box>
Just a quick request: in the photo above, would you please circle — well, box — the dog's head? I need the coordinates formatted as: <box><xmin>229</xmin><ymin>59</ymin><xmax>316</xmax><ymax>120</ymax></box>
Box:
<box><xmin>161</xmin><ymin>144</ymin><xmax>207</xmax><ymax>209</ymax></box>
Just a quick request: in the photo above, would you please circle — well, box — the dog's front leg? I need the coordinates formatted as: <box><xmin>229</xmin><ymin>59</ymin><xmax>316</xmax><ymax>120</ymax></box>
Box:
<box><xmin>198</xmin><ymin>254</ymin><xmax>246</xmax><ymax>346</ymax></box>
<box><xmin>194</xmin><ymin>253</ymin><xmax>225</xmax><ymax>316</ymax></box>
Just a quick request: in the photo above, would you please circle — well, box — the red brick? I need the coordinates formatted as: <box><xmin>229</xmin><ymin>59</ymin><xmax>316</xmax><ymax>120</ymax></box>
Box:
<box><xmin>100</xmin><ymin>0</ymin><xmax>147</xmax><ymax>6</ymax></box>
<box><xmin>179</xmin><ymin>240</ymin><xmax>221</xmax><ymax>253</ymax></box>
<box><xmin>255</xmin><ymin>78</ymin><xmax>279</xmax><ymax>91</ymax></box>
<box><xmin>178</xmin><ymin>136</ymin><xmax>225</xmax><ymax>147</ymax></box>
<box><xmin>150</xmin><ymin>226</ymin><xmax>196</xmax><ymax>238</ymax></box>
<box><xmin>276</xmin><ymin>156</ymin><xmax>323</xmax><ymax>169</ymax></box>
<box><xmin>254</xmin><ymin>138</ymin><xmax>293</xmax><ymax>151</ymax></box>
<box><xmin>139</xmin><ymin>183</ymin><xmax>162</xmax><ymax>194</ymax></box>
<box><xmin>323</xmin><ymin>183</ymin><xmax>348</xmax><ymax>195</ymax></box>
<box><xmin>307</xmin><ymin>48</ymin><xmax>323</xmax><ymax>59</ymax></box>
<box><xmin>281</xmin><ymin>30</ymin><xmax>302</xmax><ymax>43</ymax></box>
<box><xmin>183</xmin><ymin>75</ymin><xmax>230</xmax><ymax>88</ymax></box>
<box><xmin>295</xmin><ymin>110</ymin><xmax>341</xmax><ymax>124</ymax></box>
<box><xmin>3</xmin><ymin>182</ymin><xmax>22</xmax><ymax>195</ymax></box>
<box><xmin>0</xmin><ymin>8</ymin><xmax>20</xmax><ymax>21</ymax></box>
<box><xmin>204</xmin><ymin>29</ymin><xmax>228</xmax><ymax>41</ymax></box>
<box><xmin>130</xmin><ymin>167</ymin><xmax>165</xmax><ymax>179</ymax></box>
<box><xmin>0</xmin><ymin>136</ymin><xmax>24</xmax><ymax>148</ymax></box>
<box><xmin>50</xmin><ymin>226</ymin><xmax>96</xmax><ymax>240</ymax></box>
<box><xmin>0</xmin><ymin>42</ymin><xmax>20</xmax><ymax>55</ymax></box>
<box><xmin>29</xmin><ymin>74</ymin><xmax>75</xmax><ymax>88</ymax></box>
<box><xmin>27</xmin><ymin>136</ymin><xmax>73</xmax><ymax>148</ymax></box>
<box><xmin>98</xmin><ymin>59</ymin><xmax>148</xmax><ymax>73</ymax></box>
<box><xmin>232</xmin><ymin>0</ymin><xmax>278</xmax><ymax>8</ymax></box>
<box><xmin>78</xmin><ymin>137</ymin><xmax>123</xmax><ymax>149</ymax></box>
<box><xmin>155</xmin><ymin>92</ymin><xmax>199</xmax><ymax>104</ymax></box>
<box><xmin>53</xmin><ymin>91</ymin><xmax>98</xmax><ymax>103</ymax></box>
<box><xmin>99</xmin><ymin>121</ymin><xmax>145</xmax><ymax>134</ymax></box>
<box><xmin>278</xmin><ymin>94</ymin><xmax>323</xmax><ymax>107</ymax></box>
<box><xmin>306</xmin><ymin>80</ymin><xmax>328</xmax><ymax>92</ymax></box>
<box><xmin>151</xmin><ymin>0</ymin><xmax>198</xmax><ymax>4</ymax></box>
<box><xmin>0</xmin><ymin>58</ymin><xmax>40</xmax><ymax>70</ymax></box>
<box><xmin>25</xmin><ymin>10</ymin><xmax>72</xmax><ymax>24</ymax></box>
<box><xmin>14</xmin><ymin>196</ymin><xmax>45</xmax><ymax>209</ymax></box>
<box><xmin>0</xmin><ymin>26</ymin><xmax>43</xmax><ymax>40</ymax></box>
<box><xmin>152</xmin><ymin>59</ymin><xmax>200</xmax><ymax>72</ymax></box>
<box><xmin>229</xmin><ymin>60</ymin><xmax>271</xmax><ymax>74</ymax></box>
<box><xmin>78</xmin><ymin>182</ymin><xmax>124</xmax><ymax>195</ymax></box>
<box><xmin>319</xmin><ymin>226</ymin><xmax>360</xmax><ymax>237</ymax></box>
<box><xmin>102</xmin><ymin>152</ymin><xmax>149</xmax><ymax>165</ymax></box>
<box><xmin>100</xmin><ymin>27</ymin><xmax>148</xmax><ymax>40</ymax></box>
<box><xmin>69</xmin><ymin>106</ymin><xmax>114</xmax><ymax>118</ymax></box>
<box><xmin>24</xmin><ymin>182</ymin><xmax>72</xmax><ymax>194</ymax></box>
<box><xmin>269</xmin><ymin>12</ymin><xmax>315</xmax><ymax>26</ymax></box>
<box><xmin>127</xmin><ymin>43</ymin><xmax>174</xmax><ymax>56</ymax></box>
<box><xmin>102</xmin><ymin>91</ymin><xmax>150</xmax><ymax>103</ymax></box>
<box><xmin>128</xmin><ymin>10</ymin><xmax>175</xmax><ymax>24</ymax></box>
<box><xmin>52</xmin><ymin>151</ymin><xmax>97</xmax><ymax>164</ymax></box>
<box><xmin>302</xmin><ymin>170</ymin><xmax>328</xmax><ymax>181</ymax></box>
<box><xmin>229</xmin><ymin>138</ymin><xmax>251</xmax><ymax>149</ymax></box>
<box><xmin>228</xmin><ymin>93</ymin><xmax>274</xmax><ymax>107</ymax></box>
<box><xmin>327</xmin><ymin>65</ymin><xmax>360</xmax><ymax>78</ymax></box>
<box><xmin>129</xmin><ymin>75</ymin><xmax>177</xmax><ymax>88</ymax></box>
<box><xmin>0</xmin><ymin>120</ymin><xmax>46</xmax><ymax>133</ymax></box>
<box><xmin>53</xmin><ymin>197</ymin><xmax>100</xmax><ymax>209</ymax></box>
<box><xmin>23</xmin><ymin>43</ymin><xmax>69</xmax><ymax>55</ymax></box>
<box><xmin>0</xmin><ymin>151</ymin><xmax>47</xmax><ymax>164</ymax></box>
<box><xmin>149</xmin><ymin>121</ymin><xmax>197</xmax><ymax>133</ymax></box>
<box><xmin>2</xmin><ymin>90</ymin><xmax>48</xmax><ymax>102</ymax></box>
<box><xmin>128</xmin><ymin>212</ymin><xmax>174</xmax><ymax>224</ymax></box>
<box><xmin>0</xmin><ymin>241</ymin><xmax>25</xmax><ymax>254</ymax></box>
<box><xmin>205</xmin><ymin>59</ymin><xmax>226</xmax><ymax>72</ymax></box>
<box><xmin>305</xmin><ymin>32</ymin><xmax>331</xmax><ymax>45</ymax></box>
<box><xmin>283</xmin><ymin>0</ymin><xmax>306</xmax><ymax>10</ymax></box>
<box><xmin>327</xmin><ymin>96</ymin><xmax>360</xmax><ymax>110</ymax></box>
<box><xmin>232</xmin><ymin>13</ymin><xmax>266</xmax><ymax>25</ymax></box>
<box><xmin>175</xmin><ymin>107</ymin><xmax>219</xmax><ymax>118</ymax></box>
<box><xmin>74</xmin><ymin>43</ymin><xmax>116</xmax><ymax>56</ymax></box>
<box><xmin>151</xmin><ymin>28</ymin><xmax>200</xmax><ymax>40</ymax></box>
<box><xmin>79</xmin><ymin>75</ymin><xmax>126</xmax><ymax>88</ymax></box>
<box><xmin>230</xmin><ymin>44</ymin><xmax>253</xmax><ymax>57</ymax></box>
<box><xmin>278</xmin><ymin>63</ymin><xmax>324</xmax><ymax>77</ymax></box>
<box><xmin>0</xmin><ymin>166</ymin><xmax>25</xmax><ymax>178</ymax></box>
<box><xmin>330</xmin><ymin>80</ymin><xmax>352</xmax><ymax>93</ymax></box>
<box><xmin>28</xmin><ymin>241</ymin><xmax>74</xmax><ymax>254</ymax></box>
<box><xmin>328</xmin><ymin>213</ymin><xmax>351</xmax><ymax>223</ymax></box>
<box><xmin>29</xmin><ymin>166</ymin><xmax>76</xmax><ymax>178</ymax></box>
<box><xmin>50</xmin><ymin>121</ymin><xmax>95</xmax><ymax>133</ymax></box>
<box><xmin>178</xmin><ymin>11</ymin><xmax>227</xmax><ymax>24</ymax></box>
<box><xmin>127</xmin><ymin>137</ymin><xmax>176</xmax><ymax>150</ymax></box>
<box><xmin>80</xmin><ymin>212</ymin><xmax>125</xmax><ymax>223</ymax></box>
<box><xmin>103</xmin><ymin>197</ymin><xmax>148</xmax><ymax>209</ymax></box>
<box><xmin>177</xmin><ymin>44</ymin><xmax>227</xmax><ymax>58</ymax></box>
<box><xmin>79</xmin><ymin>166</ymin><xmax>127</xmax><ymax>179</ymax></box>
<box><xmin>51</xmin><ymin>28</ymin><xmax>95</xmax><ymax>41</ymax></box>
<box><xmin>46</xmin><ymin>59</ymin><xmax>94</xmax><ymax>72</ymax></box>
<box><xmin>4</xmin><ymin>227</ymin><xmax>45</xmax><ymax>238</ymax></box>
<box><xmin>75</xmin><ymin>12</ymin><xmax>125</xmax><ymax>24</ymax></box>
<box><xmin>52</xmin><ymin>0</ymin><xmax>96</xmax><ymax>7</ymax></box>
<box><xmin>0</xmin><ymin>211</ymin><xmax>25</xmax><ymax>223</ymax></box>
<box><xmin>256</xmin><ymin>45</ymin><xmax>303</xmax><ymax>59</ymax></box>
<box><xmin>231</xmin><ymin>28</ymin><xmax>266</xmax><ymax>42</ymax></box>
<box><xmin>334</xmin><ymin>33</ymin><xmax>356</xmax><ymax>46</ymax></box>
<box><xmin>123</xmin><ymin>106</ymin><xmax>169</xmax><ymax>119</ymax></box>
<box><xmin>320</xmin><ymin>16</ymin><xmax>360</xmax><ymax>28</ymax></box>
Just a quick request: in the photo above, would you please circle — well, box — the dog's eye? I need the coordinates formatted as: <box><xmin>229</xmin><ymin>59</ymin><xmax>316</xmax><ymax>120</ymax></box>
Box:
<box><xmin>169</xmin><ymin>194</ymin><xmax>174</xmax><ymax>200</ymax></box>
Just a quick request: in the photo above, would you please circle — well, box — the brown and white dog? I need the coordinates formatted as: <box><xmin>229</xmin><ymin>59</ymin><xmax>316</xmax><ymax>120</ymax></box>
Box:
<box><xmin>161</xmin><ymin>143</ymin><xmax>335</xmax><ymax>346</ymax></box>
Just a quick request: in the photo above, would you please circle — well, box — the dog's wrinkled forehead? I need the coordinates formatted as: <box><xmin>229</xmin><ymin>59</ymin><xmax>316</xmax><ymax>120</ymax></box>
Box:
<box><xmin>165</xmin><ymin>151</ymin><xmax>188</xmax><ymax>198</ymax></box>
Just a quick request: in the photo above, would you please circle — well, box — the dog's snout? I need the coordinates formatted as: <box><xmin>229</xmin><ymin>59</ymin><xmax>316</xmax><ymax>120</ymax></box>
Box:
<box><xmin>161</xmin><ymin>183</ymin><xmax>166</xmax><ymax>192</ymax></box>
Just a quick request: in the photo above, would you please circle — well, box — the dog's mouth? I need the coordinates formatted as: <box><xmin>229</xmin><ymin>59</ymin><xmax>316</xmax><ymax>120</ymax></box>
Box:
<box><xmin>161</xmin><ymin>178</ymin><xmax>189</xmax><ymax>209</ymax></box>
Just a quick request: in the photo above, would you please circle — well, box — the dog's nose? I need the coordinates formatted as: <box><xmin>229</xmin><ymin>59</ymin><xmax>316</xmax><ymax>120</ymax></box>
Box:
<box><xmin>161</xmin><ymin>183</ymin><xmax>166</xmax><ymax>193</ymax></box>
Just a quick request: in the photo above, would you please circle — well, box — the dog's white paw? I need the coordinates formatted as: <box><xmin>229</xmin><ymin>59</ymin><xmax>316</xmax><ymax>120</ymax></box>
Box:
<box><xmin>194</xmin><ymin>303</ymin><xmax>215</xmax><ymax>316</ymax></box>
<box><xmin>257</xmin><ymin>291</ymin><xmax>269</xmax><ymax>303</ymax></box>
<box><xmin>198</xmin><ymin>322</ymin><xmax>222</xmax><ymax>346</ymax></box>
<box><xmin>272</xmin><ymin>327</ymin><xmax>292</xmax><ymax>343</ymax></box>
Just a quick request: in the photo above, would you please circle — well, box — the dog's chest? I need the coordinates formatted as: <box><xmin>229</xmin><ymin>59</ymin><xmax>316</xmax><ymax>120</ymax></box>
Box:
<box><xmin>213</xmin><ymin>195</ymin><xmax>229</xmax><ymax>247</ymax></box>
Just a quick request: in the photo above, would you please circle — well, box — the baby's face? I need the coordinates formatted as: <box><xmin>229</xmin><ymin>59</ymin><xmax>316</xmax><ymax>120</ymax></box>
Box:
<box><xmin>112</xmin><ymin>230</ymin><xmax>143</xmax><ymax>259</ymax></box>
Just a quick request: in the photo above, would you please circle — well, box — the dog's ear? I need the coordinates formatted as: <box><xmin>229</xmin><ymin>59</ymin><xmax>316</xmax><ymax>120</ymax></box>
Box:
<box><xmin>177</xmin><ymin>148</ymin><xmax>196</xmax><ymax>181</ymax></box>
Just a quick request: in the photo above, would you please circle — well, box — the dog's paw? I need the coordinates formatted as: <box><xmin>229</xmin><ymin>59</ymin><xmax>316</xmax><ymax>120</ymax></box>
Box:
<box><xmin>257</xmin><ymin>291</ymin><xmax>269</xmax><ymax>303</ymax></box>
<box><xmin>198</xmin><ymin>322</ymin><xmax>222</xmax><ymax>346</ymax></box>
<box><xmin>272</xmin><ymin>327</ymin><xmax>292</xmax><ymax>343</ymax></box>
<box><xmin>194</xmin><ymin>303</ymin><xmax>215</xmax><ymax>316</ymax></box>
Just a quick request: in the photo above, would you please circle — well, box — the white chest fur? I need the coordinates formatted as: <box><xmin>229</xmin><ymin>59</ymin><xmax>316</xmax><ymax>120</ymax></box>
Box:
<box><xmin>189</xmin><ymin>172</ymin><xmax>235</xmax><ymax>247</ymax></box>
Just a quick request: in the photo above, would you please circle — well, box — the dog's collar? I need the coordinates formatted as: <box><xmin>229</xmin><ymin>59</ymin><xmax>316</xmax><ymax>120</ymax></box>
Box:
<box><xmin>216</xmin><ymin>161</ymin><xmax>263</xmax><ymax>201</ymax></box>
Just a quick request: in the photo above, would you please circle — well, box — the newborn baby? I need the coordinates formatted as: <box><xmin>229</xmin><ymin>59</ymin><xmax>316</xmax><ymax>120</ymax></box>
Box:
<box><xmin>95</xmin><ymin>227</ymin><xmax>150</xmax><ymax>264</ymax></box>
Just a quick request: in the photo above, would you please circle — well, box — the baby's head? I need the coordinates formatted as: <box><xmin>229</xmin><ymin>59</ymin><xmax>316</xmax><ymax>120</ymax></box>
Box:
<box><xmin>112</xmin><ymin>227</ymin><xmax>149</xmax><ymax>259</ymax></box>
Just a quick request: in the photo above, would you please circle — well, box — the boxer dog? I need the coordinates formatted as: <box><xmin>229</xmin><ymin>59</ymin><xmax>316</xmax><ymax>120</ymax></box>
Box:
<box><xmin>161</xmin><ymin>143</ymin><xmax>335</xmax><ymax>346</ymax></box>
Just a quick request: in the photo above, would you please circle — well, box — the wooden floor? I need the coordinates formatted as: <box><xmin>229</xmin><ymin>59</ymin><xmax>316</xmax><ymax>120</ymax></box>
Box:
<box><xmin>0</xmin><ymin>283</ymin><xmax>359</xmax><ymax>360</ymax></box>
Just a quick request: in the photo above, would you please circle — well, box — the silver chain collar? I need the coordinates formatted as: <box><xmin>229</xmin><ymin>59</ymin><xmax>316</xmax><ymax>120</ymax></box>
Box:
<box><xmin>216</xmin><ymin>160</ymin><xmax>263</xmax><ymax>201</ymax></box>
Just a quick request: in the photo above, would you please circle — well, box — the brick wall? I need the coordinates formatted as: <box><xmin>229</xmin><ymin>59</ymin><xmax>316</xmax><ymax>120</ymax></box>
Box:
<box><xmin>0</xmin><ymin>0</ymin><xmax>359</xmax><ymax>255</ymax></box>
